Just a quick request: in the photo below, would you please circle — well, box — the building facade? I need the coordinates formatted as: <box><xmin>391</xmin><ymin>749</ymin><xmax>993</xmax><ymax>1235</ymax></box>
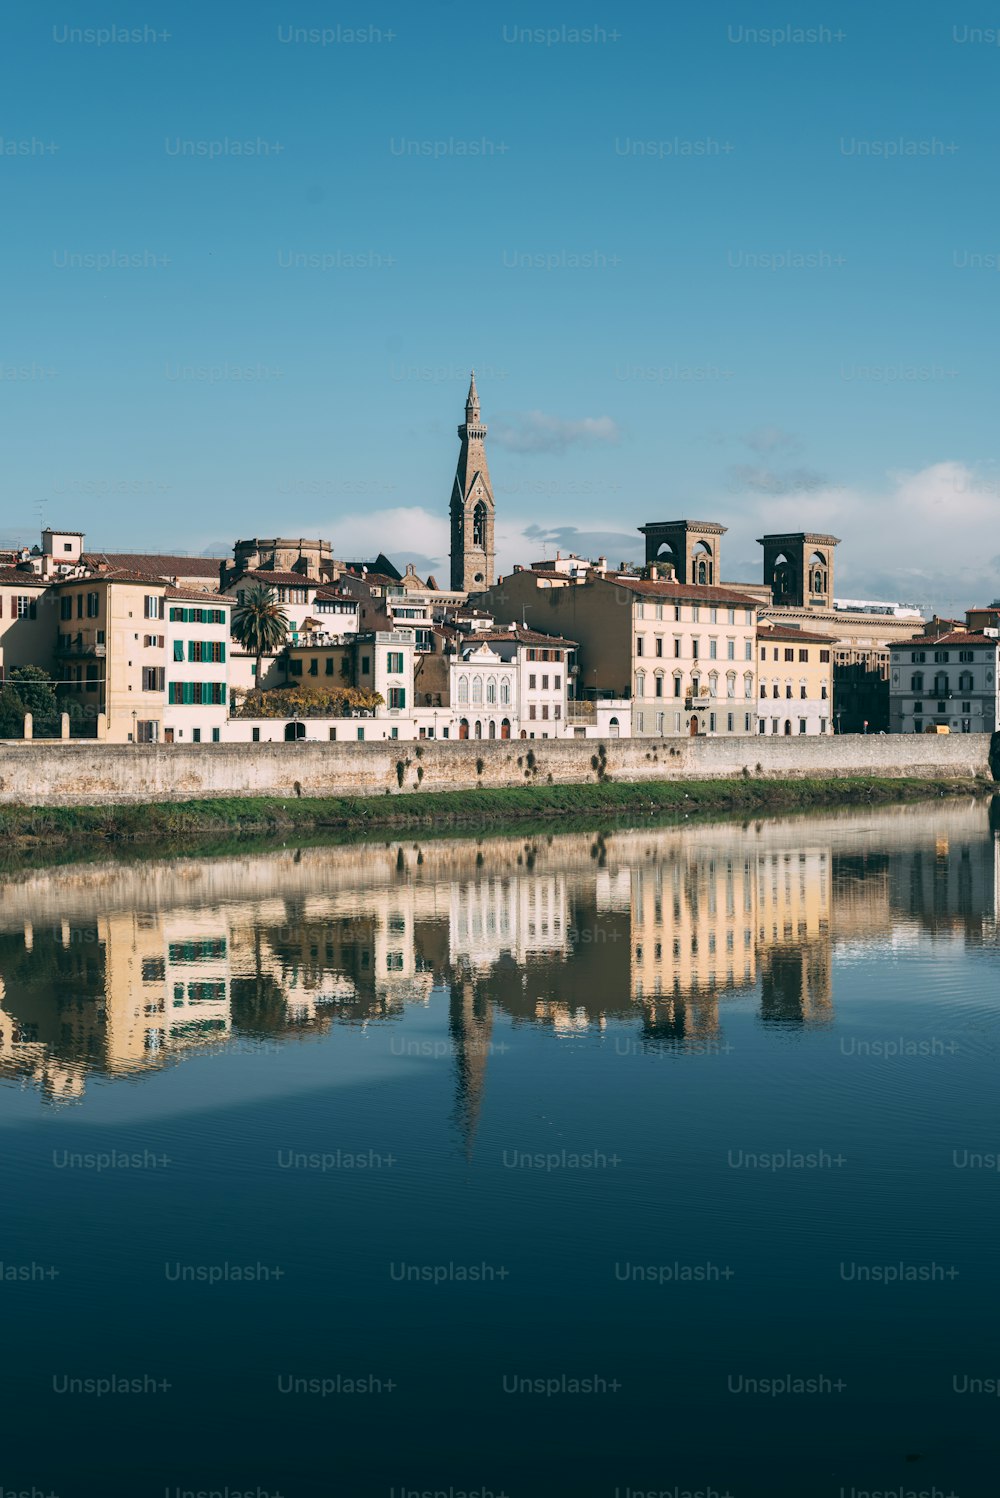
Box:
<box><xmin>756</xmin><ymin>622</ymin><xmax>833</xmax><ymax>735</ymax></box>
<box><xmin>889</xmin><ymin>629</ymin><xmax>1000</xmax><ymax>734</ymax></box>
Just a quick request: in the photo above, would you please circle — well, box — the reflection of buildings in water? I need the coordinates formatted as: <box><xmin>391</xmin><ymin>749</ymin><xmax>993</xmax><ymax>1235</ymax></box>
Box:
<box><xmin>0</xmin><ymin>802</ymin><xmax>996</xmax><ymax>1106</ymax></box>
<box><xmin>756</xmin><ymin>849</ymin><xmax>832</xmax><ymax>1025</ymax></box>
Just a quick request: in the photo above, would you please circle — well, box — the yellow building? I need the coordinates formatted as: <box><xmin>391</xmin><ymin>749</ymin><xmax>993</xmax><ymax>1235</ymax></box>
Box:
<box><xmin>756</xmin><ymin>621</ymin><xmax>833</xmax><ymax>735</ymax></box>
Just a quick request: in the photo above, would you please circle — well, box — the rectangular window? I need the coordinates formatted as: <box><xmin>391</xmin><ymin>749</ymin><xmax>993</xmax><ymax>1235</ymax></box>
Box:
<box><xmin>554</xmin><ymin>675</ymin><xmax>560</xmax><ymax>689</ymax></box>
<box><xmin>727</xmin><ymin>640</ymin><xmax>735</xmax><ymax>660</ymax></box>
<box><xmin>60</xmin><ymin>595</ymin><xmax>72</xmax><ymax>620</ymax></box>
<box><xmin>212</xmin><ymin>728</ymin><xmax>220</xmax><ymax>743</ymax></box>
<box><xmin>541</xmin><ymin>704</ymin><xmax>549</xmax><ymax>720</ymax></box>
<box><xmin>529</xmin><ymin>704</ymin><xmax>536</xmax><ymax>720</ymax></box>
<box><xmin>799</xmin><ymin>719</ymin><xmax>807</xmax><ymax>734</ymax></box>
<box><xmin>388</xmin><ymin>687</ymin><xmax>406</xmax><ymax>709</ymax></box>
<box><xmin>692</xmin><ymin>640</ymin><xmax>699</xmax><ymax>660</ymax></box>
<box><xmin>308</xmin><ymin>659</ymin><xmax>318</xmax><ymax>675</ymax></box>
<box><xmin>636</xmin><ymin>637</ymin><xmax>644</xmax><ymax>657</ymax></box>
<box><xmin>820</xmin><ymin>650</ymin><xmax>830</xmax><ymax>663</ymax></box>
<box><xmin>655</xmin><ymin>676</ymin><xmax>663</xmax><ymax>698</ymax></box>
<box><xmin>252</xmin><ymin>727</ymin><xmax>261</xmax><ymax>742</ymax></box>
<box><xmin>289</xmin><ymin>659</ymin><xmax>303</xmax><ymax>677</ymax></box>
<box><xmin>142</xmin><ymin>667</ymin><xmax>165</xmax><ymax>692</ymax></box>
<box><xmin>784</xmin><ymin>648</ymin><xmax>794</xmax><ymax>662</ymax></box>
<box><xmin>87</xmin><ymin>592</ymin><xmax>99</xmax><ymax>617</ymax></box>
<box><xmin>136</xmin><ymin>720</ymin><xmax>159</xmax><ymax>743</ymax></box>
<box><xmin>673</xmin><ymin>677</ymin><xmax>681</xmax><ymax>697</ymax></box>
<box><xmin>173</xmin><ymin>641</ymin><xmax>184</xmax><ymax>662</ymax></box>
<box><xmin>727</xmin><ymin>713</ymin><xmax>734</xmax><ymax>731</ymax></box>
<box><xmin>799</xmin><ymin>649</ymin><xmax>808</xmax><ymax>662</ymax></box>
<box><xmin>674</xmin><ymin>639</ymin><xmax>681</xmax><ymax>657</ymax></box>
<box><xmin>192</xmin><ymin>729</ymin><xmax>201</xmax><ymax>743</ymax></box>
<box><xmin>542</xmin><ymin>674</ymin><xmax>549</xmax><ymax>689</ymax></box>
<box><xmin>17</xmin><ymin>596</ymin><xmax>38</xmax><ymax>620</ymax></box>
<box><xmin>357</xmin><ymin>727</ymin><xmax>365</xmax><ymax>740</ymax></box>
<box><xmin>709</xmin><ymin>712</ymin><xmax>716</xmax><ymax>731</ymax></box>
<box><xmin>361</xmin><ymin>657</ymin><xmax>370</xmax><ymax>675</ymax></box>
<box><xmin>529</xmin><ymin>674</ymin><xmax>537</xmax><ymax>689</ymax></box>
<box><xmin>386</xmin><ymin>651</ymin><xmax>404</xmax><ymax>674</ymax></box>
<box><xmin>144</xmin><ymin>595</ymin><xmax>162</xmax><ymax>619</ymax></box>
<box><xmin>554</xmin><ymin>704</ymin><xmax>561</xmax><ymax>719</ymax></box>
<box><xmin>325</xmin><ymin>658</ymin><xmax>334</xmax><ymax>675</ymax></box>
<box><xmin>655</xmin><ymin>638</ymin><xmax>663</xmax><ymax>657</ymax></box>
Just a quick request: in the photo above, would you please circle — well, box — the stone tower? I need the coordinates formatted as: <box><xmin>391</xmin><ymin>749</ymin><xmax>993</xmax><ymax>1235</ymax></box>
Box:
<box><xmin>757</xmin><ymin>532</ymin><xmax>840</xmax><ymax>610</ymax></box>
<box><xmin>450</xmin><ymin>371</ymin><xmax>495</xmax><ymax>593</ymax></box>
<box><xmin>638</xmin><ymin>520</ymin><xmax>727</xmax><ymax>585</ymax></box>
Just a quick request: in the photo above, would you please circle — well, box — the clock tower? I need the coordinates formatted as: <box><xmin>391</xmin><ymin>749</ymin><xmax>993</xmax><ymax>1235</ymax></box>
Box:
<box><xmin>449</xmin><ymin>371</ymin><xmax>495</xmax><ymax>593</ymax></box>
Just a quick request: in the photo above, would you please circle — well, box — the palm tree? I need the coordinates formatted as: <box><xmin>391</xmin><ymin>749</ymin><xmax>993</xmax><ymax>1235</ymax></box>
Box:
<box><xmin>232</xmin><ymin>584</ymin><xmax>290</xmax><ymax>689</ymax></box>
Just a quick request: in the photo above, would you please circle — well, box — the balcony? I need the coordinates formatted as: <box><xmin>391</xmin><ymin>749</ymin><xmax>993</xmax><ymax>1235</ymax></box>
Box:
<box><xmin>56</xmin><ymin>637</ymin><xmax>106</xmax><ymax>658</ymax></box>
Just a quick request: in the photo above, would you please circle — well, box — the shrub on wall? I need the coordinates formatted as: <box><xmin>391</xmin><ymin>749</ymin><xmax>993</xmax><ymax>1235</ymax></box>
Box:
<box><xmin>232</xmin><ymin>686</ymin><xmax>384</xmax><ymax>719</ymax></box>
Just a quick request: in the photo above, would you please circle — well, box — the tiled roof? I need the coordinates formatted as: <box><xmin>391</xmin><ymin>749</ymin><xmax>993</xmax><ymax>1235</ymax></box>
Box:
<box><xmin>164</xmin><ymin>585</ymin><xmax>233</xmax><ymax>604</ymax></box>
<box><xmin>471</xmin><ymin>628</ymin><xmax>577</xmax><ymax>647</ymax></box>
<box><xmin>904</xmin><ymin>631</ymin><xmax>998</xmax><ymax>648</ymax></box>
<box><xmin>230</xmin><ymin>570</ymin><xmax>316</xmax><ymax>588</ymax></box>
<box><xmin>0</xmin><ymin>568</ymin><xmax>48</xmax><ymax>587</ymax></box>
<box><xmin>610</xmin><ymin>576</ymin><xmax>761</xmax><ymax>606</ymax></box>
<box><xmin>56</xmin><ymin>568</ymin><xmax>170</xmax><ymax>586</ymax></box>
<box><xmin>313</xmin><ymin>585</ymin><xmax>358</xmax><ymax>603</ymax></box>
<box><xmin>82</xmin><ymin>552</ymin><xmax>224</xmax><ymax>577</ymax></box>
<box><xmin>759</xmin><ymin>623</ymin><xmax>833</xmax><ymax>644</ymax></box>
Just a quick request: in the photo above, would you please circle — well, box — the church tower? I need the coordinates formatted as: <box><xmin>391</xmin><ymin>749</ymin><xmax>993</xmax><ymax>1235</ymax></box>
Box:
<box><xmin>450</xmin><ymin>371</ymin><xmax>495</xmax><ymax>593</ymax></box>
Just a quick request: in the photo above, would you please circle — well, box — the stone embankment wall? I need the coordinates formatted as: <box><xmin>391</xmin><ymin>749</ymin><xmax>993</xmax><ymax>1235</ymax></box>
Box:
<box><xmin>0</xmin><ymin>734</ymin><xmax>994</xmax><ymax>806</ymax></box>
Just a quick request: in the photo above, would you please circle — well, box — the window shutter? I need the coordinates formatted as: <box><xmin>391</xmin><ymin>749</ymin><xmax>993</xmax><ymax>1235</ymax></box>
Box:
<box><xmin>220</xmin><ymin>643</ymin><xmax>226</xmax><ymax>662</ymax></box>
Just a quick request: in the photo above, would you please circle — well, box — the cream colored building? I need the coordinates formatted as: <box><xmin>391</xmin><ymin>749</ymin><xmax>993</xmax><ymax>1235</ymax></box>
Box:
<box><xmin>756</xmin><ymin>621</ymin><xmax>833</xmax><ymax>735</ymax></box>
<box><xmin>0</xmin><ymin>568</ymin><xmax>51</xmax><ymax>684</ymax></box>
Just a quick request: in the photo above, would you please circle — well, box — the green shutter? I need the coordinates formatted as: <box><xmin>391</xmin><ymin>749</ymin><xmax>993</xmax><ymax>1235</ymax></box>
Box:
<box><xmin>174</xmin><ymin>641</ymin><xmax>184</xmax><ymax>662</ymax></box>
<box><xmin>219</xmin><ymin>642</ymin><xmax>226</xmax><ymax>663</ymax></box>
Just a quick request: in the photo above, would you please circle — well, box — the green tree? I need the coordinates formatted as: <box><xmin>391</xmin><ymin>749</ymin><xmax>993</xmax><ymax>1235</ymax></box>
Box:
<box><xmin>231</xmin><ymin>584</ymin><xmax>290</xmax><ymax>687</ymax></box>
<box><xmin>0</xmin><ymin>666</ymin><xmax>60</xmax><ymax>738</ymax></box>
<box><xmin>0</xmin><ymin>685</ymin><xmax>25</xmax><ymax>739</ymax></box>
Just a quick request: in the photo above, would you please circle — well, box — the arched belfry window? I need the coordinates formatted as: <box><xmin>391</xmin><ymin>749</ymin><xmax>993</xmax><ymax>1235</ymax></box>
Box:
<box><xmin>472</xmin><ymin>501</ymin><xmax>487</xmax><ymax>548</ymax></box>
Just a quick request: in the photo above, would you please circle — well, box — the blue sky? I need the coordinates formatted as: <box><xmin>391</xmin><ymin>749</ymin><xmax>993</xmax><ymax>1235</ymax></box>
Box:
<box><xmin>4</xmin><ymin>2</ymin><xmax>1000</xmax><ymax>612</ymax></box>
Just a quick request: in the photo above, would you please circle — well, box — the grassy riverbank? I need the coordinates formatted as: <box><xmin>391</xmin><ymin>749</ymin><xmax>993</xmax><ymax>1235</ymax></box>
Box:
<box><xmin>0</xmin><ymin>775</ymin><xmax>991</xmax><ymax>848</ymax></box>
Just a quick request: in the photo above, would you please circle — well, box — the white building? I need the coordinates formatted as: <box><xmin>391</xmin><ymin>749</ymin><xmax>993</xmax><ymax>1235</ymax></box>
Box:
<box><xmin>889</xmin><ymin>629</ymin><xmax>1000</xmax><ymax>733</ymax></box>
<box><xmin>163</xmin><ymin>590</ymin><xmax>233</xmax><ymax>743</ymax></box>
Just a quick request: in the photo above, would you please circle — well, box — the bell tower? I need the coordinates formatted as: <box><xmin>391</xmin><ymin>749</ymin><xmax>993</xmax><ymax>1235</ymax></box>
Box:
<box><xmin>450</xmin><ymin>371</ymin><xmax>495</xmax><ymax>593</ymax></box>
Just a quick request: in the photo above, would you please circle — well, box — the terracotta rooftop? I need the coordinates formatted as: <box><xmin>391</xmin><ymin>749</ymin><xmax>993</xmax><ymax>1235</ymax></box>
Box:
<box><xmin>82</xmin><ymin>552</ymin><xmax>224</xmax><ymax>577</ymax></box>
<box><xmin>229</xmin><ymin>569</ymin><xmax>316</xmax><ymax>588</ymax></box>
<box><xmin>609</xmin><ymin>576</ymin><xmax>761</xmax><ymax>607</ymax></box>
<box><xmin>0</xmin><ymin>568</ymin><xmax>48</xmax><ymax>587</ymax></box>
<box><xmin>904</xmin><ymin>631</ymin><xmax>998</xmax><ymax>648</ymax></box>
<box><xmin>164</xmin><ymin>585</ymin><xmax>233</xmax><ymax>604</ymax></box>
<box><xmin>468</xmin><ymin>628</ymin><xmax>577</xmax><ymax>647</ymax></box>
<box><xmin>759</xmin><ymin>623</ymin><xmax>833</xmax><ymax>644</ymax></box>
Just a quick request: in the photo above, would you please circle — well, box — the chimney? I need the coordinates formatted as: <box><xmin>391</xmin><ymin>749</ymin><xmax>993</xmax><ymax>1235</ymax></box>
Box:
<box><xmin>597</xmin><ymin>556</ymin><xmax>607</xmax><ymax>571</ymax></box>
<box><xmin>649</xmin><ymin>565</ymin><xmax>658</xmax><ymax>581</ymax></box>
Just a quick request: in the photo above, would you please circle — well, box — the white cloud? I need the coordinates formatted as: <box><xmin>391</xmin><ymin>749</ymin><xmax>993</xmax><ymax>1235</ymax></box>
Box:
<box><xmin>491</xmin><ymin>411</ymin><xmax>621</xmax><ymax>455</ymax></box>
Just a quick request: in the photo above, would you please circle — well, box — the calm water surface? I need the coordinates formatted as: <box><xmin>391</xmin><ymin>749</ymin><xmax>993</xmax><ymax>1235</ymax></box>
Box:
<box><xmin>2</xmin><ymin>802</ymin><xmax>999</xmax><ymax>1497</ymax></box>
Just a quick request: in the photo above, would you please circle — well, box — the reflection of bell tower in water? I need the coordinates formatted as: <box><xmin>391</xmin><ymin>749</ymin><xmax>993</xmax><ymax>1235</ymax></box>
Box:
<box><xmin>449</xmin><ymin>976</ymin><xmax>493</xmax><ymax>1157</ymax></box>
<box><xmin>449</xmin><ymin>371</ymin><xmax>495</xmax><ymax>593</ymax></box>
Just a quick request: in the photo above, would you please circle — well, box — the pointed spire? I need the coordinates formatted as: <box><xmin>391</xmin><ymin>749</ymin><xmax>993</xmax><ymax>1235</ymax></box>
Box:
<box><xmin>466</xmin><ymin>368</ymin><xmax>480</xmax><ymax>421</ymax></box>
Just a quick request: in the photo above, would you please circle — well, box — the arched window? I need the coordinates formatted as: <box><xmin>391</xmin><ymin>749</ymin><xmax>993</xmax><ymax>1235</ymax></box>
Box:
<box><xmin>635</xmin><ymin>670</ymin><xmax>646</xmax><ymax>698</ymax></box>
<box><xmin>771</xmin><ymin>552</ymin><xmax>794</xmax><ymax>600</ymax></box>
<box><xmin>457</xmin><ymin>675</ymin><xmax>469</xmax><ymax>704</ymax></box>
<box><xmin>486</xmin><ymin>677</ymin><xmax>496</xmax><ymax>704</ymax></box>
<box><xmin>472</xmin><ymin>675</ymin><xmax>483</xmax><ymax>704</ymax></box>
<box><xmin>488</xmin><ymin>720</ymin><xmax>496</xmax><ymax>738</ymax></box>
<box><xmin>500</xmin><ymin>678</ymin><xmax>510</xmax><ymax>705</ymax></box>
<box><xmin>472</xmin><ymin>501</ymin><xmax>487</xmax><ymax>548</ymax></box>
<box><xmin>474</xmin><ymin>720</ymin><xmax>482</xmax><ymax>738</ymax></box>
<box><xmin>692</xmin><ymin>540</ymin><xmax>713</xmax><ymax>585</ymax></box>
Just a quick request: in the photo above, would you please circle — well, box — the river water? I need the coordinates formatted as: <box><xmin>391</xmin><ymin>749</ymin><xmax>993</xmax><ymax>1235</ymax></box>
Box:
<box><xmin>1</xmin><ymin>801</ymin><xmax>998</xmax><ymax>1497</ymax></box>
